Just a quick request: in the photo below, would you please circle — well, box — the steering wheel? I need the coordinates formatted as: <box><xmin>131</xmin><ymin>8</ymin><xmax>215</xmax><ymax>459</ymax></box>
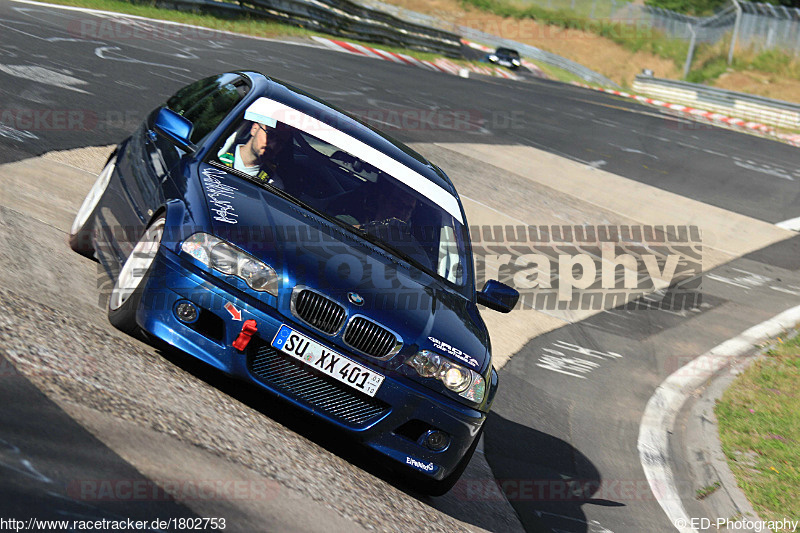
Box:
<box><xmin>362</xmin><ymin>217</ymin><xmax>409</xmax><ymax>232</ymax></box>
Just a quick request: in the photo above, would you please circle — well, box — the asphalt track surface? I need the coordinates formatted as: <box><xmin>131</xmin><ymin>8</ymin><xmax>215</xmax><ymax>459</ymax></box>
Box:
<box><xmin>1</xmin><ymin>2</ymin><xmax>799</xmax><ymax>532</ymax></box>
<box><xmin>1</xmin><ymin>2</ymin><xmax>798</xmax><ymax>224</ymax></box>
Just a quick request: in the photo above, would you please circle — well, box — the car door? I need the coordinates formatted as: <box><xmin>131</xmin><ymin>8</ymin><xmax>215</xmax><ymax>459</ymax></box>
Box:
<box><xmin>118</xmin><ymin>74</ymin><xmax>250</xmax><ymax>226</ymax></box>
<box><xmin>106</xmin><ymin>74</ymin><xmax>250</xmax><ymax>269</ymax></box>
<box><xmin>148</xmin><ymin>73</ymin><xmax>250</xmax><ymax>212</ymax></box>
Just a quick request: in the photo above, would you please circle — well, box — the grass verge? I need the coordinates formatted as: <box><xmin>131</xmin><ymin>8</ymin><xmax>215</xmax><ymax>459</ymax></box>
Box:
<box><xmin>528</xmin><ymin>60</ymin><xmax>589</xmax><ymax>84</ymax></box>
<box><xmin>715</xmin><ymin>331</ymin><xmax>800</xmax><ymax>529</ymax></box>
<box><xmin>38</xmin><ymin>0</ymin><xmax>314</xmax><ymax>38</ymax></box>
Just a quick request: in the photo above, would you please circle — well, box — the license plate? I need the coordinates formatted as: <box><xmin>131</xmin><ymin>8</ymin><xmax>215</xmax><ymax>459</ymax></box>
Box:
<box><xmin>271</xmin><ymin>325</ymin><xmax>384</xmax><ymax>397</ymax></box>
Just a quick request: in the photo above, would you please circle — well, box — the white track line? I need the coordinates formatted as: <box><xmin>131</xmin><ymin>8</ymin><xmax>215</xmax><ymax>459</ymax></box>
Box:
<box><xmin>776</xmin><ymin>216</ymin><xmax>800</xmax><ymax>231</ymax></box>
<box><xmin>638</xmin><ymin>304</ymin><xmax>800</xmax><ymax>533</ymax></box>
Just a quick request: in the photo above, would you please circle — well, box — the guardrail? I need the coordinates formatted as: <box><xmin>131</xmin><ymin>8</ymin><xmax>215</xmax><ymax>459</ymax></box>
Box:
<box><xmin>632</xmin><ymin>75</ymin><xmax>800</xmax><ymax>130</ymax></box>
<box><xmin>151</xmin><ymin>0</ymin><xmax>463</xmax><ymax>57</ymax></box>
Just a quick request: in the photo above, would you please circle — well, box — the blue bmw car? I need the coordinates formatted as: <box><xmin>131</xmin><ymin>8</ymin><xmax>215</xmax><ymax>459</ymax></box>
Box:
<box><xmin>70</xmin><ymin>71</ymin><xmax>519</xmax><ymax>495</ymax></box>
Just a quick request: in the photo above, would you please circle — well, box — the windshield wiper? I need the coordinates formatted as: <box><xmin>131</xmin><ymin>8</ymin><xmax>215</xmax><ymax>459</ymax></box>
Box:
<box><xmin>348</xmin><ymin>225</ymin><xmax>431</xmax><ymax>273</ymax></box>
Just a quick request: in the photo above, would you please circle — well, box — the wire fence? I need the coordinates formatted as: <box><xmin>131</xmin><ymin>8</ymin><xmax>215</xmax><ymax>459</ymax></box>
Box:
<box><xmin>516</xmin><ymin>0</ymin><xmax>800</xmax><ymax>54</ymax></box>
<box><xmin>738</xmin><ymin>2</ymin><xmax>800</xmax><ymax>52</ymax></box>
<box><xmin>642</xmin><ymin>3</ymin><xmax>739</xmax><ymax>43</ymax></box>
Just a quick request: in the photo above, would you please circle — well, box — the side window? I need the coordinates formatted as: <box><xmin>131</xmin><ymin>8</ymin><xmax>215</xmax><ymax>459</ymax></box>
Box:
<box><xmin>166</xmin><ymin>73</ymin><xmax>250</xmax><ymax>144</ymax></box>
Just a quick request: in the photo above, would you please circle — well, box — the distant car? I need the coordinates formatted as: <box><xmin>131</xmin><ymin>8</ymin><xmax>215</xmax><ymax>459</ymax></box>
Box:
<box><xmin>70</xmin><ymin>72</ymin><xmax>519</xmax><ymax>495</ymax></box>
<box><xmin>486</xmin><ymin>47</ymin><xmax>522</xmax><ymax>70</ymax></box>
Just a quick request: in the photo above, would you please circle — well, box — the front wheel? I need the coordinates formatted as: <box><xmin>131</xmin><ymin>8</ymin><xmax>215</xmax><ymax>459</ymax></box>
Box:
<box><xmin>107</xmin><ymin>216</ymin><xmax>165</xmax><ymax>337</ymax></box>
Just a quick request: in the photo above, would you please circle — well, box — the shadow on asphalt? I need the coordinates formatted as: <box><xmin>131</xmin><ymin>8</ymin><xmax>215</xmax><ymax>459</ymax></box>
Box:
<box><xmin>0</xmin><ymin>354</ymin><xmax>199</xmax><ymax>523</ymax></box>
<box><xmin>483</xmin><ymin>412</ymin><xmax>624</xmax><ymax>533</ymax></box>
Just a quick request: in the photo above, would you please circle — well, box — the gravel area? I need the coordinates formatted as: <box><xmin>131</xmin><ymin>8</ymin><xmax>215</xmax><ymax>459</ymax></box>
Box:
<box><xmin>42</xmin><ymin>145</ymin><xmax>115</xmax><ymax>175</ymax></box>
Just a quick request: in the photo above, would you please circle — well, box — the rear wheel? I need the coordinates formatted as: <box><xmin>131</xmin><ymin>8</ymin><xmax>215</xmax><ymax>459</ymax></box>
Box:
<box><xmin>69</xmin><ymin>154</ymin><xmax>116</xmax><ymax>258</ymax></box>
<box><xmin>107</xmin><ymin>216</ymin><xmax>165</xmax><ymax>337</ymax></box>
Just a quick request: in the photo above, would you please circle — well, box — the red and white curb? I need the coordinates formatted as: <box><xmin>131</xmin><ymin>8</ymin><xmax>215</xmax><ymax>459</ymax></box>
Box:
<box><xmin>572</xmin><ymin>83</ymin><xmax>800</xmax><ymax>148</ymax></box>
<box><xmin>777</xmin><ymin>133</ymin><xmax>800</xmax><ymax>147</ymax></box>
<box><xmin>311</xmin><ymin>36</ymin><xmax>522</xmax><ymax>80</ymax></box>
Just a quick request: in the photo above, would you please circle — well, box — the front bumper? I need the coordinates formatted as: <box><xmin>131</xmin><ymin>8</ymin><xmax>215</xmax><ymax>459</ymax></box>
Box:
<box><xmin>136</xmin><ymin>247</ymin><xmax>488</xmax><ymax>479</ymax></box>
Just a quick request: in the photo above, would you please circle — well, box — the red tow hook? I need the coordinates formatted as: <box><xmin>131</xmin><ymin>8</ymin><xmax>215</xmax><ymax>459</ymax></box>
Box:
<box><xmin>232</xmin><ymin>319</ymin><xmax>258</xmax><ymax>351</ymax></box>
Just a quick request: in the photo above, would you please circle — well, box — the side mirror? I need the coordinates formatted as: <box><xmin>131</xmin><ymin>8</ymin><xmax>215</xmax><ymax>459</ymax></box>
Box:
<box><xmin>153</xmin><ymin>108</ymin><xmax>197</xmax><ymax>153</ymax></box>
<box><xmin>477</xmin><ymin>279</ymin><xmax>519</xmax><ymax>313</ymax></box>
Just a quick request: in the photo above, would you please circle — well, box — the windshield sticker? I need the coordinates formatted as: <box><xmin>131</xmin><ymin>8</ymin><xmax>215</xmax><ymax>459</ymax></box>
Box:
<box><xmin>428</xmin><ymin>336</ymin><xmax>479</xmax><ymax>369</ymax></box>
<box><xmin>202</xmin><ymin>167</ymin><xmax>239</xmax><ymax>224</ymax></box>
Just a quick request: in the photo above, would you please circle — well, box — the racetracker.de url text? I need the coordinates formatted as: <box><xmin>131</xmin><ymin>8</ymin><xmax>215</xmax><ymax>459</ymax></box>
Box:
<box><xmin>0</xmin><ymin>517</ymin><xmax>226</xmax><ymax>531</ymax></box>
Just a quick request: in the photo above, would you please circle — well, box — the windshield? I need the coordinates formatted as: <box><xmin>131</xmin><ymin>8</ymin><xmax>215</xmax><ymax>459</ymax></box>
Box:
<box><xmin>207</xmin><ymin>98</ymin><xmax>469</xmax><ymax>287</ymax></box>
<box><xmin>496</xmin><ymin>48</ymin><xmax>520</xmax><ymax>58</ymax></box>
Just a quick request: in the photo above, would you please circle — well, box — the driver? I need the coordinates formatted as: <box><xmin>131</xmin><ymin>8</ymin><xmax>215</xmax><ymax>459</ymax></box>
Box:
<box><xmin>218</xmin><ymin>119</ymin><xmax>290</xmax><ymax>188</ymax></box>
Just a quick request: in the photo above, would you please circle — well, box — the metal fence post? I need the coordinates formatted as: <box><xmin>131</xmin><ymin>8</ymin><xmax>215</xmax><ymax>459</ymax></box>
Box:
<box><xmin>795</xmin><ymin>19</ymin><xmax>800</xmax><ymax>55</ymax></box>
<box><xmin>728</xmin><ymin>0</ymin><xmax>742</xmax><ymax>64</ymax></box>
<box><xmin>780</xmin><ymin>7</ymin><xmax>791</xmax><ymax>49</ymax></box>
<box><xmin>741</xmin><ymin>11</ymin><xmax>754</xmax><ymax>50</ymax></box>
<box><xmin>684</xmin><ymin>23</ymin><xmax>697</xmax><ymax>79</ymax></box>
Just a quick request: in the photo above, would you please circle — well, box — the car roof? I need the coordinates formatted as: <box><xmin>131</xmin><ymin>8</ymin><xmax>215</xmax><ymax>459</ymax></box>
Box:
<box><xmin>239</xmin><ymin>71</ymin><xmax>459</xmax><ymax>199</ymax></box>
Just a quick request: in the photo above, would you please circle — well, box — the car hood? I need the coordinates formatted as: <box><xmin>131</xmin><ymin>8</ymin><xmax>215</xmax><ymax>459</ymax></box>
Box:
<box><xmin>197</xmin><ymin>165</ymin><xmax>490</xmax><ymax>372</ymax></box>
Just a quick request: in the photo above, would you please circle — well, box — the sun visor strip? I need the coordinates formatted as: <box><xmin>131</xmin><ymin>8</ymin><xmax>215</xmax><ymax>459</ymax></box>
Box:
<box><xmin>244</xmin><ymin>97</ymin><xmax>464</xmax><ymax>224</ymax></box>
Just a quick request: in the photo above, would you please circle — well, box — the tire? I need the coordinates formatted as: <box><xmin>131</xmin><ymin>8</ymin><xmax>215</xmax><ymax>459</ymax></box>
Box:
<box><xmin>408</xmin><ymin>425</ymin><xmax>484</xmax><ymax>497</ymax></box>
<box><xmin>107</xmin><ymin>216</ymin><xmax>165</xmax><ymax>337</ymax></box>
<box><xmin>69</xmin><ymin>154</ymin><xmax>116</xmax><ymax>258</ymax></box>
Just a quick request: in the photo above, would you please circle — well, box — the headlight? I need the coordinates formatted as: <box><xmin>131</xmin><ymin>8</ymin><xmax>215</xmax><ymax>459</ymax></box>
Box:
<box><xmin>489</xmin><ymin>54</ymin><xmax>498</xmax><ymax>62</ymax></box>
<box><xmin>210</xmin><ymin>242</ymin><xmax>238</xmax><ymax>274</ymax></box>
<box><xmin>240</xmin><ymin>260</ymin><xmax>278</xmax><ymax>293</ymax></box>
<box><xmin>406</xmin><ymin>350</ymin><xmax>486</xmax><ymax>403</ymax></box>
<box><xmin>181</xmin><ymin>233</ymin><xmax>279</xmax><ymax>296</ymax></box>
<box><xmin>407</xmin><ymin>350</ymin><xmax>441</xmax><ymax>377</ymax></box>
<box><xmin>440</xmin><ymin>361</ymin><xmax>471</xmax><ymax>392</ymax></box>
<box><xmin>512</xmin><ymin>59</ymin><xmax>520</xmax><ymax>65</ymax></box>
